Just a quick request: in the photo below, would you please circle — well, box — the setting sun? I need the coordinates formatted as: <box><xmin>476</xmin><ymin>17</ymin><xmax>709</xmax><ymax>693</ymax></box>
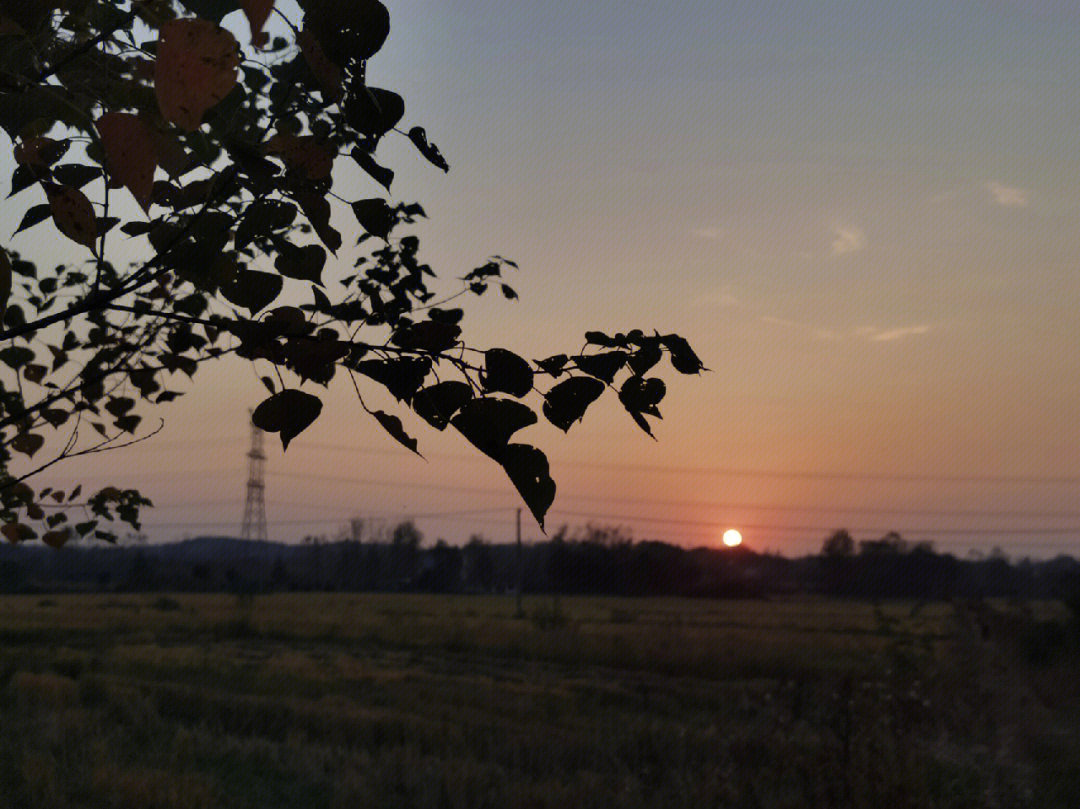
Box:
<box><xmin>722</xmin><ymin>529</ymin><xmax>743</xmax><ymax>548</ymax></box>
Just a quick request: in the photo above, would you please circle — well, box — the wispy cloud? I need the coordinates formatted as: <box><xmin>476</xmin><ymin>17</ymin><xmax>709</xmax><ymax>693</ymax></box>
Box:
<box><xmin>692</xmin><ymin>289</ymin><xmax>740</xmax><ymax>308</ymax></box>
<box><xmin>830</xmin><ymin>224</ymin><xmax>866</xmax><ymax>256</ymax></box>
<box><xmin>762</xmin><ymin>316</ymin><xmax>933</xmax><ymax>343</ymax></box>
<box><xmin>856</xmin><ymin>324</ymin><xmax>933</xmax><ymax>342</ymax></box>
<box><xmin>985</xmin><ymin>181</ymin><xmax>1029</xmax><ymax>207</ymax></box>
<box><xmin>691</xmin><ymin>226</ymin><xmax>724</xmax><ymax>241</ymax></box>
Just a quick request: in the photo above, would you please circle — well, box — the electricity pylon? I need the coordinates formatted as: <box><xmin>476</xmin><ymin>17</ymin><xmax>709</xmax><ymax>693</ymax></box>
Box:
<box><xmin>240</xmin><ymin>412</ymin><xmax>268</xmax><ymax>541</ymax></box>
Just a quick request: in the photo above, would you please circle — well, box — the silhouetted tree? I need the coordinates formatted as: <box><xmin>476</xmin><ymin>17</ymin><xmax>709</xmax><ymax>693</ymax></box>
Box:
<box><xmin>0</xmin><ymin>0</ymin><xmax>702</xmax><ymax>546</ymax></box>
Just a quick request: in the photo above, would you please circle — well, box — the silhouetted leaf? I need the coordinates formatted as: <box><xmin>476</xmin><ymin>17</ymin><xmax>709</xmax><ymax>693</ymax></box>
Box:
<box><xmin>501</xmin><ymin>444</ymin><xmax>555</xmax><ymax>530</ymax></box>
<box><xmin>284</xmin><ymin>337</ymin><xmax>348</xmax><ymax>385</ymax></box>
<box><xmin>295</xmin><ymin>192</ymin><xmax>341</xmax><ymax>253</ymax></box>
<box><xmin>351</xmin><ymin>147</ymin><xmax>394</xmax><ymax>190</ymax></box>
<box><xmin>275</xmin><ymin>243</ymin><xmax>325</xmax><ymax>283</ymax></box>
<box><xmin>0</xmin><ymin>346</ymin><xmax>34</xmax><ymax>368</ymax></box>
<box><xmin>52</xmin><ymin>164</ymin><xmax>103</xmax><ymax>189</ymax></box>
<box><xmin>96</xmin><ymin>113</ymin><xmax>157</xmax><ymax>211</ymax></box>
<box><xmin>371</xmin><ymin>410</ymin><xmax>421</xmax><ymax>456</ymax></box>
<box><xmin>412</xmin><ymin>381</ymin><xmax>472</xmax><ymax>430</ymax></box>
<box><xmin>11</xmin><ymin>432</ymin><xmax>44</xmax><ymax>457</ymax></box>
<box><xmin>575</xmin><ymin>351</ymin><xmax>627</xmax><ymax>383</ymax></box>
<box><xmin>221</xmin><ymin>269</ymin><xmax>283</xmax><ymax>314</ymax></box>
<box><xmin>628</xmin><ymin>340</ymin><xmax>663</xmax><ymax>375</ymax></box>
<box><xmin>8</xmin><ymin>164</ymin><xmax>42</xmax><ymax>197</ymax></box>
<box><xmin>661</xmin><ymin>334</ymin><xmax>705</xmax><ymax>374</ymax></box>
<box><xmin>180</xmin><ymin>0</ymin><xmax>239</xmax><ymax>22</ymax></box>
<box><xmin>252</xmin><ymin>388</ymin><xmax>323</xmax><ymax>450</ymax></box>
<box><xmin>305</xmin><ymin>0</ymin><xmax>389</xmax><ymax>66</ymax></box>
<box><xmin>428</xmin><ymin>307</ymin><xmax>463</xmax><ymax>325</ymax></box>
<box><xmin>351</xmin><ymin>198</ymin><xmax>394</xmax><ymax>240</ymax></box>
<box><xmin>619</xmin><ymin>375</ymin><xmax>666</xmax><ymax>415</ymax></box>
<box><xmin>542</xmin><ymin>376</ymin><xmax>604</xmax><ymax>432</ymax></box>
<box><xmin>451</xmin><ymin>397</ymin><xmax>536</xmax><ymax>461</ymax></box>
<box><xmin>155</xmin><ymin>19</ymin><xmax>241</xmax><ymax>131</ymax></box>
<box><xmin>482</xmin><ymin>348</ymin><xmax>533</xmax><ymax>397</ymax></box>
<box><xmin>353</xmin><ymin>357</ymin><xmax>431</xmax><ymax>401</ymax></box>
<box><xmin>407</xmin><ymin>127</ymin><xmax>449</xmax><ymax>172</ymax></box>
<box><xmin>344</xmin><ymin>88</ymin><xmax>404</xmax><ymax>137</ymax></box>
<box><xmin>390</xmin><ymin>321</ymin><xmax>460</xmax><ymax>353</ymax></box>
<box><xmin>14</xmin><ymin>204</ymin><xmax>51</xmax><ymax>235</ymax></box>
<box><xmin>536</xmin><ymin>354</ymin><xmax>569</xmax><ymax>377</ymax></box>
<box><xmin>235</xmin><ymin>199</ymin><xmax>296</xmax><ymax>251</ymax></box>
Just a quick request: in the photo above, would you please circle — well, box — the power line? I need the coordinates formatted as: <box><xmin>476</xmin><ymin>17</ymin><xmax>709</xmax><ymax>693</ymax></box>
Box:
<box><xmin>287</xmin><ymin>440</ymin><xmax>1080</xmax><ymax>486</ymax></box>
<box><xmin>264</xmin><ymin>469</ymin><xmax>1080</xmax><ymax>523</ymax></box>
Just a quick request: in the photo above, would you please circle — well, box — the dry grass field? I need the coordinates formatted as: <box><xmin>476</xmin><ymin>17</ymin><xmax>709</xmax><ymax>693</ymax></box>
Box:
<box><xmin>0</xmin><ymin>593</ymin><xmax>1077</xmax><ymax>808</ymax></box>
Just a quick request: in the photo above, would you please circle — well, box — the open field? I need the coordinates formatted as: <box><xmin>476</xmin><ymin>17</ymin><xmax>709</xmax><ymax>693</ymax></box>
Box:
<box><xmin>1</xmin><ymin>593</ymin><xmax>1078</xmax><ymax>808</ymax></box>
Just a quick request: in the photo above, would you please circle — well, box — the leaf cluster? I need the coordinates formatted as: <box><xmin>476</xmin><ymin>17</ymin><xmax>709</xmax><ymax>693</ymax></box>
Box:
<box><xmin>0</xmin><ymin>0</ymin><xmax>701</xmax><ymax>540</ymax></box>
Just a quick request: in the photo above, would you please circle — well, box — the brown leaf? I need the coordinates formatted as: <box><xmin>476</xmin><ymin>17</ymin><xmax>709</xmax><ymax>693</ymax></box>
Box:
<box><xmin>155</xmin><ymin>19</ymin><xmax>240</xmax><ymax>131</ymax></box>
<box><xmin>96</xmin><ymin>112</ymin><xmax>158</xmax><ymax>211</ymax></box>
<box><xmin>14</xmin><ymin>136</ymin><xmax>64</xmax><ymax>166</ymax></box>
<box><xmin>1</xmin><ymin>523</ymin><xmax>33</xmax><ymax>544</ymax></box>
<box><xmin>298</xmin><ymin>29</ymin><xmax>342</xmax><ymax>101</ymax></box>
<box><xmin>266</xmin><ymin>134</ymin><xmax>334</xmax><ymax>179</ymax></box>
<box><xmin>241</xmin><ymin>0</ymin><xmax>274</xmax><ymax>46</ymax></box>
<box><xmin>46</xmin><ymin>185</ymin><xmax>98</xmax><ymax>250</ymax></box>
<box><xmin>42</xmin><ymin>528</ymin><xmax>70</xmax><ymax>548</ymax></box>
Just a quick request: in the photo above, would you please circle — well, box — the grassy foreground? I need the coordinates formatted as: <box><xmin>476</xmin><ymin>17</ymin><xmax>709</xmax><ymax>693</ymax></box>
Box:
<box><xmin>0</xmin><ymin>593</ymin><xmax>1077</xmax><ymax>808</ymax></box>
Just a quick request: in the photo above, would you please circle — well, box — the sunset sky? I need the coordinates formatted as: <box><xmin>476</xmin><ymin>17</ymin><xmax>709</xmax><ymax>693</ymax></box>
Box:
<box><xmin>6</xmin><ymin>0</ymin><xmax>1080</xmax><ymax>555</ymax></box>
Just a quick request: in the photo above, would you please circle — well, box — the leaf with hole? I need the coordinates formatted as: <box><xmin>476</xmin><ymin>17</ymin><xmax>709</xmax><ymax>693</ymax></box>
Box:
<box><xmin>501</xmin><ymin>444</ymin><xmax>555</xmax><ymax>530</ymax></box>
<box><xmin>407</xmin><ymin>127</ymin><xmax>449</xmax><ymax>172</ymax></box>
<box><xmin>482</xmin><ymin>348</ymin><xmax>533</xmax><ymax>397</ymax></box>
<box><xmin>542</xmin><ymin>376</ymin><xmax>605</xmax><ymax>432</ymax></box>
<box><xmin>155</xmin><ymin>19</ymin><xmax>240</xmax><ymax>131</ymax></box>
<box><xmin>353</xmin><ymin>357</ymin><xmax>431</xmax><ymax>402</ymax></box>
<box><xmin>351</xmin><ymin>198</ymin><xmax>394</xmax><ymax>240</ymax></box>
<box><xmin>345</xmin><ymin>88</ymin><xmax>404</xmax><ymax>137</ymax></box>
<box><xmin>220</xmin><ymin>269</ymin><xmax>283</xmax><ymax>314</ymax></box>
<box><xmin>412</xmin><ymin>381</ymin><xmax>472</xmax><ymax>430</ymax></box>
<box><xmin>451</xmin><ymin>397</ymin><xmax>536</xmax><ymax>461</ymax></box>
<box><xmin>52</xmin><ymin>164</ymin><xmax>102</xmax><ymax>189</ymax></box>
<box><xmin>370</xmin><ymin>410</ymin><xmax>421</xmax><ymax>456</ymax></box>
<box><xmin>575</xmin><ymin>351</ymin><xmax>627</xmax><ymax>384</ymax></box>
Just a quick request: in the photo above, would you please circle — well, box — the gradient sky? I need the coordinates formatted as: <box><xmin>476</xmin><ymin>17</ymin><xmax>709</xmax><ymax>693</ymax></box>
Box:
<box><xmin>6</xmin><ymin>0</ymin><xmax>1080</xmax><ymax>555</ymax></box>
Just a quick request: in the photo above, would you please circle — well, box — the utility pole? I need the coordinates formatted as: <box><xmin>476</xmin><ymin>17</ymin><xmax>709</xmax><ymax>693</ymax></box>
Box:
<box><xmin>240</xmin><ymin>411</ymin><xmax>268</xmax><ymax>541</ymax></box>
<box><xmin>515</xmin><ymin>507</ymin><xmax>524</xmax><ymax>618</ymax></box>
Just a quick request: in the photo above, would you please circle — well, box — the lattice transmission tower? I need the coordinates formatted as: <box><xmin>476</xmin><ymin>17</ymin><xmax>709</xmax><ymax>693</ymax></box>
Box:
<box><xmin>240</xmin><ymin>411</ymin><xmax>268</xmax><ymax>540</ymax></box>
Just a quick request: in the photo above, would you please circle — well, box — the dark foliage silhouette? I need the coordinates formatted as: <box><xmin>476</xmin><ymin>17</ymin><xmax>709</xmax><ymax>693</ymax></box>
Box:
<box><xmin>0</xmin><ymin>1</ymin><xmax>701</xmax><ymax>544</ymax></box>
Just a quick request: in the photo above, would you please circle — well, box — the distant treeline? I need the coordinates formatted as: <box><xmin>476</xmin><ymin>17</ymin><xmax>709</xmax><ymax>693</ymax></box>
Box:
<box><xmin>0</xmin><ymin>524</ymin><xmax>1077</xmax><ymax>600</ymax></box>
